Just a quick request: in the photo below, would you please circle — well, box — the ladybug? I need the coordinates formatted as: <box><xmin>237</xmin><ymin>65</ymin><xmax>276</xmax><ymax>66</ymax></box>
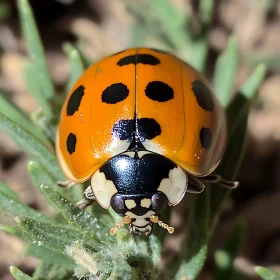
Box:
<box><xmin>56</xmin><ymin>48</ymin><xmax>238</xmax><ymax>236</ymax></box>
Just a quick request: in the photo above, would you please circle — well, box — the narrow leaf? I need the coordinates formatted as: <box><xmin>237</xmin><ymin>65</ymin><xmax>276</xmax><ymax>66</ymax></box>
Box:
<box><xmin>255</xmin><ymin>266</ymin><xmax>280</xmax><ymax>280</ymax></box>
<box><xmin>10</xmin><ymin>266</ymin><xmax>33</xmax><ymax>280</ymax></box>
<box><xmin>41</xmin><ymin>186</ymin><xmax>113</xmax><ymax>242</ymax></box>
<box><xmin>26</xmin><ymin>244</ymin><xmax>75</xmax><ymax>268</ymax></box>
<box><xmin>239</xmin><ymin>64</ymin><xmax>267</xmax><ymax>100</ymax></box>
<box><xmin>0</xmin><ymin>113</ymin><xmax>64</xmax><ymax>181</ymax></box>
<box><xmin>0</xmin><ymin>190</ymin><xmax>53</xmax><ymax>223</ymax></box>
<box><xmin>200</xmin><ymin>0</ymin><xmax>214</xmax><ymax>26</ymax></box>
<box><xmin>32</xmin><ymin>262</ymin><xmax>74</xmax><ymax>280</ymax></box>
<box><xmin>214</xmin><ymin>37</ymin><xmax>238</xmax><ymax>107</ymax></box>
<box><xmin>0</xmin><ymin>182</ymin><xmax>20</xmax><ymax>201</ymax></box>
<box><xmin>17</xmin><ymin>0</ymin><xmax>55</xmax><ymax>99</ymax></box>
<box><xmin>209</xmin><ymin>64</ymin><xmax>267</xmax><ymax>229</ymax></box>
<box><xmin>175</xmin><ymin>191</ymin><xmax>209</xmax><ymax>279</ymax></box>
<box><xmin>0</xmin><ymin>90</ymin><xmax>49</xmax><ymax>145</ymax></box>
<box><xmin>28</xmin><ymin>161</ymin><xmax>60</xmax><ymax>193</ymax></box>
<box><xmin>0</xmin><ymin>225</ymin><xmax>27</xmax><ymax>239</ymax></box>
<box><xmin>23</xmin><ymin>61</ymin><xmax>53</xmax><ymax>118</ymax></box>
<box><xmin>16</xmin><ymin>216</ymin><xmax>98</xmax><ymax>252</ymax></box>
<box><xmin>149</xmin><ymin>0</ymin><xmax>188</xmax><ymax>49</ymax></box>
<box><xmin>63</xmin><ymin>43</ymin><xmax>85</xmax><ymax>92</ymax></box>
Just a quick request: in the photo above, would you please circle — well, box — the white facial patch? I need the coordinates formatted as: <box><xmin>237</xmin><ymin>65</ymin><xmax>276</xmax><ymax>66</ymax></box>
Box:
<box><xmin>137</xmin><ymin>151</ymin><xmax>151</xmax><ymax>158</ymax></box>
<box><xmin>108</xmin><ymin>138</ymin><xmax>130</xmax><ymax>157</ymax></box>
<box><xmin>125</xmin><ymin>199</ymin><xmax>137</xmax><ymax>209</ymax></box>
<box><xmin>91</xmin><ymin>170</ymin><xmax>118</xmax><ymax>209</ymax></box>
<box><xmin>141</xmin><ymin>198</ymin><xmax>151</xmax><ymax>208</ymax></box>
<box><xmin>142</xmin><ymin>140</ymin><xmax>164</xmax><ymax>155</ymax></box>
<box><xmin>126</xmin><ymin>210</ymin><xmax>155</xmax><ymax>230</ymax></box>
<box><xmin>158</xmin><ymin>166</ymin><xmax>187</xmax><ymax>206</ymax></box>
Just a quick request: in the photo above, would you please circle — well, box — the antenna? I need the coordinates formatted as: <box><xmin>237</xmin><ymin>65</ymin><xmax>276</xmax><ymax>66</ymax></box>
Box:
<box><xmin>150</xmin><ymin>215</ymin><xmax>174</xmax><ymax>234</ymax></box>
<box><xmin>110</xmin><ymin>216</ymin><xmax>131</xmax><ymax>235</ymax></box>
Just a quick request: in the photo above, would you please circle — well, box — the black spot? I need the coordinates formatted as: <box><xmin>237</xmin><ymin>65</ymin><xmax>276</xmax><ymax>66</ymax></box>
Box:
<box><xmin>67</xmin><ymin>85</ymin><xmax>85</xmax><ymax>116</ymax></box>
<box><xmin>112</xmin><ymin>119</ymin><xmax>134</xmax><ymax>140</ymax></box>
<box><xmin>102</xmin><ymin>83</ymin><xmax>129</xmax><ymax>104</ymax></box>
<box><xmin>200</xmin><ymin>127</ymin><xmax>212</xmax><ymax>149</ymax></box>
<box><xmin>136</xmin><ymin>118</ymin><xmax>161</xmax><ymax>141</ymax></box>
<box><xmin>112</xmin><ymin>118</ymin><xmax>161</xmax><ymax>142</ymax></box>
<box><xmin>117</xmin><ymin>54</ymin><xmax>160</xmax><ymax>66</ymax></box>
<box><xmin>66</xmin><ymin>133</ymin><xmax>77</xmax><ymax>154</ymax></box>
<box><xmin>145</xmin><ymin>81</ymin><xmax>174</xmax><ymax>102</ymax></box>
<box><xmin>191</xmin><ymin>80</ymin><xmax>214</xmax><ymax>112</ymax></box>
<box><xmin>149</xmin><ymin>48</ymin><xmax>169</xmax><ymax>55</ymax></box>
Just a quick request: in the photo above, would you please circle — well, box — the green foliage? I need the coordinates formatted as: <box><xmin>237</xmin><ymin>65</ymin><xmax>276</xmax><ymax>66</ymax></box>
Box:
<box><xmin>0</xmin><ymin>0</ymin><xmax>267</xmax><ymax>279</ymax></box>
<box><xmin>255</xmin><ymin>266</ymin><xmax>280</xmax><ymax>280</ymax></box>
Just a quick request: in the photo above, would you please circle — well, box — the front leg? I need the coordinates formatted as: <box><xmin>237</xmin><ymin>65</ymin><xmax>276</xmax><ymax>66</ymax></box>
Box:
<box><xmin>76</xmin><ymin>185</ymin><xmax>96</xmax><ymax>209</ymax></box>
<box><xmin>57</xmin><ymin>180</ymin><xmax>75</xmax><ymax>188</ymax></box>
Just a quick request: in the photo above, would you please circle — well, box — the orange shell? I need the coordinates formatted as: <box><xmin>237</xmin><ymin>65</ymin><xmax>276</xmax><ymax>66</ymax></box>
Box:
<box><xmin>56</xmin><ymin>48</ymin><xmax>226</xmax><ymax>183</ymax></box>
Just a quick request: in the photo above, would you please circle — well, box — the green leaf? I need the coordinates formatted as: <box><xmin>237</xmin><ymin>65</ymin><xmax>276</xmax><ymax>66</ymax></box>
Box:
<box><xmin>23</xmin><ymin>61</ymin><xmax>53</xmax><ymax>118</ymax></box>
<box><xmin>63</xmin><ymin>43</ymin><xmax>85</xmax><ymax>92</ymax></box>
<box><xmin>148</xmin><ymin>0</ymin><xmax>188</xmax><ymax>50</ymax></box>
<box><xmin>215</xmin><ymin>222</ymin><xmax>245</xmax><ymax>280</ymax></box>
<box><xmin>28</xmin><ymin>160</ymin><xmax>83</xmax><ymax>205</ymax></box>
<box><xmin>214</xmin><ymin>37</ymin><xmax>239</xmax><ymax>107</ymax></box>
<box><xmin>0</xmin><ymin>90</ymin><xmax>50</xmax><ymax>145</ymax></box>
<box><xmin>32</xmin><ymin>262</ymin><xmax>74</xmax><ymax>280</ymax></box>
<box><xmin>209</xmin><ymin>64</ymin><xmax>267</xmax><ymax>230</ymax></box>
<box><xmin>239</xmin><ymin>64</ymin><xmax>267</xmax><ymax>100</ymax></box>
<box><xmin>28</xmin><ymin>161</ymin><xmax>60</xmax><ymax>193</ymax></box>
<box><xmin>174</xmin><ymin>190</ymin><xmax>209</xmax><ymax>279</ymax></box>
<box><xmin>26</xmin><ymin>244</ymin><xmax>75</xmax><ymax>268</ymax></box>
<box><xmin>199</xmin><ymin>0</ymin><xmax>214</xmax><ymax>26</ymax></box>
<box><xmin>244</xmin><ymin>53</ymin><xmax>280</xmax><ymax>71</ymax></box>
<box><xmin>0</xmin><ymin>182</ymin><xmax>20</xmax><ymax>201</ymax></box>
<box><xmin>0</xmin><ymin>113</ymin><xmax>64</xmax><ymax>181</ymax></box>
<box><xmin>10</xmin><ymin>266</ymin><xmax>33</xmax><ymax>280</ymax></box>
<box><xmin>255</xmin><ymin>266</ymin><xmax>280</xmax><ymax>280</ymax></box>
<box><xmin>16</xmin><ymin>216</ymin><xmax>98</xmax><ymax>252</ymax></box>
<box><xmin>0</xmin><ymin>190</ymin><xmax>53</xmax><ymax>223</ymax></box>
<box><xmin>17</xmin><ymin>0</ymin><xmax>55</xmax><ymax>100</ymax></box>
<box><xmin>41</xmin><ymin>186</ymin><xmax>113</xmax><ymax>242</ymax></box>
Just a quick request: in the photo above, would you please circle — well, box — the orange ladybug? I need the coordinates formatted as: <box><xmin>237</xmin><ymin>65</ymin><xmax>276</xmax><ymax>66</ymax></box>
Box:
<box><xmin>56</xmin><ymin>48</ymin><xmax>238</xmax><ymax>236</ymax></box>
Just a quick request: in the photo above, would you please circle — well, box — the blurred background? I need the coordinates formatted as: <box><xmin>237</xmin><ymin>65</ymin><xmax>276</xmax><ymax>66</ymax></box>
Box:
<box><xmin>0</xmin><ymin>0</ymin><xmax>279</xmax><ymax>279</ymax></box>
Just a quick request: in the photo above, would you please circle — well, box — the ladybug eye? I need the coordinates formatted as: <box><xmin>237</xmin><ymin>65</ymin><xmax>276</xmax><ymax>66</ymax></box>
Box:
<box><xmin>151</xmin><ymin>192</ymin><xmax>168</xmax><ymax>213</ymax></box>
<box><xmin>111</xmin><ymin>194</ymin><xmax>126</xmax><ymax>214</ymax></box>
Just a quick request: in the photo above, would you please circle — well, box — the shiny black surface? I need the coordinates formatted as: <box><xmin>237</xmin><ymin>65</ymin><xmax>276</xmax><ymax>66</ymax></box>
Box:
<box><xmin>100</xmin><ymin>152</ymin><xmax>175</xmax><ymax>195</ymax></box>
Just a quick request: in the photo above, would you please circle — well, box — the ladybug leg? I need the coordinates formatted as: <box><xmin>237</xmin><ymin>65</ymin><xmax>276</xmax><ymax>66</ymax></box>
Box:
<box><xmin>57</xmin><ymin>180</ymin><xmax>75</xmax><ymax>188</ymax></box>
<box><xmin>201</xmin><ymin>174</ymin><xmax>239</xmax><ymax>189</ymax></box>
<box><xmin>76</xmin><ymin>186</ymin><xmax>95</xmax><ymax>209</ymax></box>
<box><xmin>186</xmin><ymin>175</ymin><xmax>205</xmax><ymax>194</ymax></box>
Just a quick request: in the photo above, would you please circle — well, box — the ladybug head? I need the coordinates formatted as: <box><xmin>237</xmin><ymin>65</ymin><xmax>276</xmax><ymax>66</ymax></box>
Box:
<box><xmin>110</xmin><ymin>192</ymin><xmax>169</xmax><ymax>236</ymax></box>
<box><xmin>91</xmin><ymin>150</ymin><xmax>187</xmax><ymax>236</ymax></box>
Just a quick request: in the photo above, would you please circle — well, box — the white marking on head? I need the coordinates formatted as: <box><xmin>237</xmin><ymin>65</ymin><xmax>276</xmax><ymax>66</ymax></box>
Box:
<box><xmin>125</xmin><ymin>210</ymin><xmax>155</xmax><ymax>232</ymax></box>
<box><xmin>123</xmin><ymin>151</ymin><xmax>135</xmax><ymax>158</ymax></box>
<box><xmin>141</xmin><ymin>198</ymin><xmax>151</xmax><ymax>208</ymax></box>
<box><xmin>158</xmin><ymin>166</ymin><xmax>187</xmax><ymax>206</ymax></box>
<box><xmin>125</xmin><ymin>199</ymin><xmax>137</xmax><ymax>209</ymax></box>
<box><xmin>90</xmin><ymin>170</ymin><xmax>118</xmax><ymax>209</ymax></box>
<box><xmin>142</xmin><ymin>141</ymin><xmax>164</xmax><ymax>154</ymax></box>
<box><xmin>125</xmin><ymin>210</ymin><xmax>155</xmax><ymax>219</ymax></box>
<box><xmin>107</xmin><ymin>139</ymin><xmax>130</xmax><ymax>156</ymax></box>
<box><xmin>137</xmin><ymin>151</ymin><xmax>151</xmax><ymax>158</ymax></box>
